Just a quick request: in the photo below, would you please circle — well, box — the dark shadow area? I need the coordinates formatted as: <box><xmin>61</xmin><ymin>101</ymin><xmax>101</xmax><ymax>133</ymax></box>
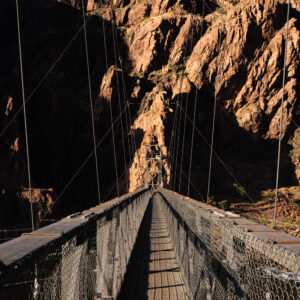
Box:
<box><xmin>164</xmin><ymin>77</ymin><xmax>298</xmax><ymax>204</ymax></box>
<box><xmin>118</xmin><ymin>198</ymin><xmax>152</xmax><ymax>300</ymax></box>
<box><xmin>0</xmin><ymin>0</ymin><xmax>141</xmax><ymax>229</ymax></box>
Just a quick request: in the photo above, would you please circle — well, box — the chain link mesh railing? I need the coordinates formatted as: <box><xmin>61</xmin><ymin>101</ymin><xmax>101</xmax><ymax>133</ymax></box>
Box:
<box><xmin>0</xmin><ymin>188</ymin><xmax>150</xmax><ymax>300</ymax></box>
<box><xmin>158</xmin><ymin>188</ymin><xmax>300</xmax><ymax>300</ymax></box>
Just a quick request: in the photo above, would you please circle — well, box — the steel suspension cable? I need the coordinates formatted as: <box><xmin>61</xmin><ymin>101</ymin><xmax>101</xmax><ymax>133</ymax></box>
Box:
<box><xmin>274</xmin><ymin>0</ymin><xmax>291</xmax><ymax>228</ymax></box>
<box><xmin>206</xmin><ymin>29</ymin><xmax>222</xmax><ymax>203</ymax></box>
<box><xmin>171</xmin><ymin>4</ymin><xmax>196</xmax><ymax>191</ymax></box>
<box><xmin>173</xmin><ymin>94</ymin><xmax>183</xmax><ymax>191</ymax></box>
<box><xmin>177</xmin><ymin>102</ymin><xmax>254</xmax><ymax>203</ymax></box>
<box><xmin>42</xmin><ymin>106</ymin><xmax>127</xmax><ymax>219</ymax></box>
<box><xmin>178</xmin><ymin>71</ymin><xmax>188</xmax><ymax>193</ymax></box>
<box><xmin>168</xmin><ymin>151</ymin><xmax>205</xmax><ymax>201</ymax></box>
<box><xmin>102</xmin><ymin>156</ymin><xmax>135</xmax><ymax>202</ymax></box>
<box><xmin>201</xmin><ymin>0</ymin><xmax>298</xmax><ymax>130</ymax></box>
<box><xmin>169</xmin><ymin>102</ymin><xmax>179</xmax><ymax>188</ymax></box>
<box><xmin>168</xmin><ymin>103</ymin><xmax>179</xmax><ymax>188</ymax></box>
<box><xmin>101</xmin><ymin>1</ymin><xmax>109</xmax><ymax>70</ymax></box>
<box><xmin>169</xmin><ymin>1</ymin><xmax>205</xmax><ymax>190</ymax></box>
<box><xmin>111</xmin><ymin>19</ymin><xmax>133</xmax><ymax>166</ymax></box>
<box><xmin>81</xmin><ymin>0</ymin><xmax>102</xmax><ymax>204</ymax></box>
<box><xmin>109</xmin><ymin>95</ymin><xmax>120</xmax><ymax>196</ymax></box>
<box><xmin>109</xmin><ymin>6</ymin><xmax>145</xmax><ymax>188</ymax></box>
<box><xmin>119</xmin><ymin>56</ymin><xmax>133</xmax><ymax>163</ymax></box>
<box><xmin>168</xmin><ymin>101</ymin><xmax>177</xmax><ymax>185</ymax></box>
<box><xmin>179</xmin><ymin>2</ymin><xmax>197</xmax><ymax>193</ymax></box>
<box><xmin>15</xmin><ymin>0</ymin><xmax>34</xmax><ymax>231</ymax></box>
<box><xmin>110</xmin><ymin>5</ymin><xmax>129</xmax><ymax>190</ymax></box>
<box><xmin>0</xmin><ymin>15</ymin><xmax>93</xmax><ymax>137</ymax></box>
<box><xmin>187</xmin><ymin>0</ymin><xmax>205</xmax><ymax>197</ymax></box>
<box><xmin>171</xmin><ymin>45</ymin><xmax>190</xmax><ymax>191</ymax></box>
<box><xmin>100</xmin><ymin>4</ymin><xmax>120</xmax><ymax>197</ymax></box>
<box><xmin>119</xmin><ymin>59</ymin><xmax>145</xmax><ymax>186</ymax></box>
<box><xmin>187</xmin><ymin>86</ymin><xmax>198</xmax><ymax>197</ymax></box>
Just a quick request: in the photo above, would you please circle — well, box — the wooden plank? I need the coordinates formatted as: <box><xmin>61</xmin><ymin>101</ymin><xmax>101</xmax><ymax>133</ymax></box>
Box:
<box><xmin>154</xmin><ymin>237</ymin><xmax>162</xmax><ymax>300</ymax></box>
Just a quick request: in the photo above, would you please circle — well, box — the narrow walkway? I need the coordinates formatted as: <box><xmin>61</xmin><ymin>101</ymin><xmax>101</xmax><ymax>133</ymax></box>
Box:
<box><xmin>118</xmin><ymin>196</ymin><xmax>189</xmax><ymax>300</ymax></box>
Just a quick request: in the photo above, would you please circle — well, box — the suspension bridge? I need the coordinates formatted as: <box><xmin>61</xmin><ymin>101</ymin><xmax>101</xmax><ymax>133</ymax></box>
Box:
<box><xmin>1</xmin><ymin>0</ymin><xmax>299</xmax><ymax>299</ymax></box>
<box><xmin>0</xmin><ymin>187</ymin><xmax>300</xmax><ymax>299</ymax></box>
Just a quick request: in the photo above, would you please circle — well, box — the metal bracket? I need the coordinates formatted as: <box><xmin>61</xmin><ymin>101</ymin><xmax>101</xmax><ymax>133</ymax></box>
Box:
<box><xmin>22</xmin><ymin>232</ymin><xmax>62</xmax><ymax>237</ymax></box>
<box><xmin>64</xmin><ymin>212</ymin><xmax>95</xmax><ymax>221</ymax></box>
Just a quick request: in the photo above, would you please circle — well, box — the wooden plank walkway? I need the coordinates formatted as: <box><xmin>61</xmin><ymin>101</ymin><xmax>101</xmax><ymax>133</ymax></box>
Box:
<box><xmin>118</xmin><ymin>196</ymin><xmax>189</xmax><ymax>300</ymax></box>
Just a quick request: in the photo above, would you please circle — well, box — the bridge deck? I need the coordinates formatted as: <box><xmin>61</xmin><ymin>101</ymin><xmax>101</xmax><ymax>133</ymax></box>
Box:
<box><xmin>118</xmin><ymin>196</ymin><xmax>189</xmax><ymax>300</ymax></box>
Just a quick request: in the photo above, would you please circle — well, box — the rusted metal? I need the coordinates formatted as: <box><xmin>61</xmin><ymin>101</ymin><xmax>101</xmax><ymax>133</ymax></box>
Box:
<box><xmin>22</xmin><ymin>232</ymin><xmax>62</xmax><ymax>237</ymax></box>
<box><xmin>272</xmin><ymin>240</ymin><xmax>300</xmax><ymax>245</ymax></box>
<box><xmin>247</xmin><ymin>230</ymin><xmax>281</xmax><ymax>233</ymax></box>
<box><xmin>222</xmin><ymin>216</ymin><xmax>244</xmax><ymax>219</ymax></box>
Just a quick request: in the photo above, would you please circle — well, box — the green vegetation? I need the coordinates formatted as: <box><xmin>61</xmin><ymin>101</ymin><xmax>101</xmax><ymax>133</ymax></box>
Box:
<box><xmin>259</xmin><ymin>215</ymin><xmax>270</xmax><ymax>225</ymax></box>
<box><xmin>46</xmin><ymin>202</ymin><xmax>52</xmax><ymax>212</ymax></box>
<box><xmin>280</xmin><ymin>217</ymin><xmax>300</xmax><ymax>225</ymax></box>
<box><xmin>142</xmin><ymin>16</ymin><xmax>150</xmax><ymax>22</ymax></box>
<box><xmin>232</xmin><ymin>183</ymin><xmax>246</xmax><ymax>197</ymax></box>
<box><xmin>216</xmin><ymin>7</ymin><xmax>227</xmax><ymax>14</ymax></box>
<box><xmin>282</xmin><ymin>217</ymin><xmax>294</xmax><ymax>225</ymax></box>
<box><xmin>262</xmin><ymin>43</ymin><xmax>268</xmax><ymax>51</ymax></box>
<box><xmin>290</xmin><ymin>198</ymin><xmax>300</xmax><ymax>214</ymax></box>
<box><xmin>217</xmin><ymin>200</ymin><xmax>228</xmax><ymax>209</ymax></box>
<box><xmin>263</xmin><ymin>190</ymin><xmax>275</xmax><ymax>198</ymax></box>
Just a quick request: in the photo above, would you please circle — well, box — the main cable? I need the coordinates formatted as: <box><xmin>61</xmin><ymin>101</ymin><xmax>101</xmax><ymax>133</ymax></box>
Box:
<box><xmin>274</xmin><ymin>0</ymin><xmax>291</xmax><ymax>228</ymax></box>
<box><xmin>187</xmin><ymin>0</ymin><xmax>205</xmax><ymax>197</ymax></box>
<box><xmin>206</xmin><ymin>28</ymin><xmax>222</xmax><ymax>203</ymax></box>
<box><xmin>16</xmin><ymin>0</ymin><xmax>34</xmax><ymax>231</ymax></box>
<box><xmin>110</xmin><ymin>5</ymin><xmax>129</xmax><ymax>190</ymax></box>
<box><xmin>179</xmin><ymin>1</ymin><xmax>197</xmax><ymax>193</ymax></box>
<box><xmin>81</xmin><ymin>0</ymin><xmax>102</xmax><ymax>204</ymax></box>
<box><xmin>168</xmin><ymin>102</ymin><xmax>179</xmax><ymax>188</ymax></box>
<box><xmin>187</xmin><ymin>86</ymin><xmax>198</xmax><ymax>197</ymax></box>
<box><xmin>119</xmin><ymin>58</ymin><xmax>145</xmax><ymax>187</ymax></box>
<box><xmin>101</xmin><ymin>5</ymin><xmax>120</xmax><ymax>196</ymax></box>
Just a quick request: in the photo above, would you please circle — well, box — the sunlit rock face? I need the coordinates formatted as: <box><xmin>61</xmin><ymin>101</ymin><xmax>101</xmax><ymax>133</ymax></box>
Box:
<box><xmin>0</xmin><ymin>0</ymin><xmax>299</xmax><ymax>229</ymax></box>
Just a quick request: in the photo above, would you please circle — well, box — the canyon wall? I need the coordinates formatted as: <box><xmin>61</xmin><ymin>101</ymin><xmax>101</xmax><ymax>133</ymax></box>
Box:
<box><xmin>0</xmin><ymin>0</ymin><xmax>299</xmax><ymax>229</ymax></box>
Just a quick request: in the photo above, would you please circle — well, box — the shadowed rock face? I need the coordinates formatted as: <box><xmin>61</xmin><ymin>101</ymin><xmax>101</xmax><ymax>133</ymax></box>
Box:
<box><xmin>0</xmin><ymin>0</ymin><xmax>299</xmax><ymax>229</ymax></box>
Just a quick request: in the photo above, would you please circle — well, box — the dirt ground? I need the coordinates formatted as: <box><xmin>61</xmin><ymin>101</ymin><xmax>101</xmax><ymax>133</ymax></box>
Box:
<box><xmin>230</xmin><ymin>186</ymin><xmax>300</xmax><ymax>237</ymax></box>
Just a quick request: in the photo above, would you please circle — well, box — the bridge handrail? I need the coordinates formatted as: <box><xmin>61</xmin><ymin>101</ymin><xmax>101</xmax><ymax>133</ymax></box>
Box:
<box><xmin>157</xmin><ymin>187</ymin><xmax>300</xmax><ymax>299</ymax></box>
<box><xmin>0</xmin><ymin>188</ymin><xmax>148</xmax><ymax>269</ymax></box>
<box><xmin>158</xmin><ymin>188</ymin><xmax>300</xmax><ymax>272</ymax></box>
<box><xmin>0</xmin><ymin>188</ymin><xmax>151</xmax><ymax>300</ymax></box>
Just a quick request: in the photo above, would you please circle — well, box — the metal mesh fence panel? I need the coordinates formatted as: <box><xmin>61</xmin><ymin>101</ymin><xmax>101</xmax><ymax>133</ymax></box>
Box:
<box><xmin>158</xmin><ymin>188</ymin><xmax>300</xmax><ymax>300</ymax></box>
<box><xmin>0</xmin><ymin>189</ymin><xmax>150</xmax><ymax>300</ymax></box>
